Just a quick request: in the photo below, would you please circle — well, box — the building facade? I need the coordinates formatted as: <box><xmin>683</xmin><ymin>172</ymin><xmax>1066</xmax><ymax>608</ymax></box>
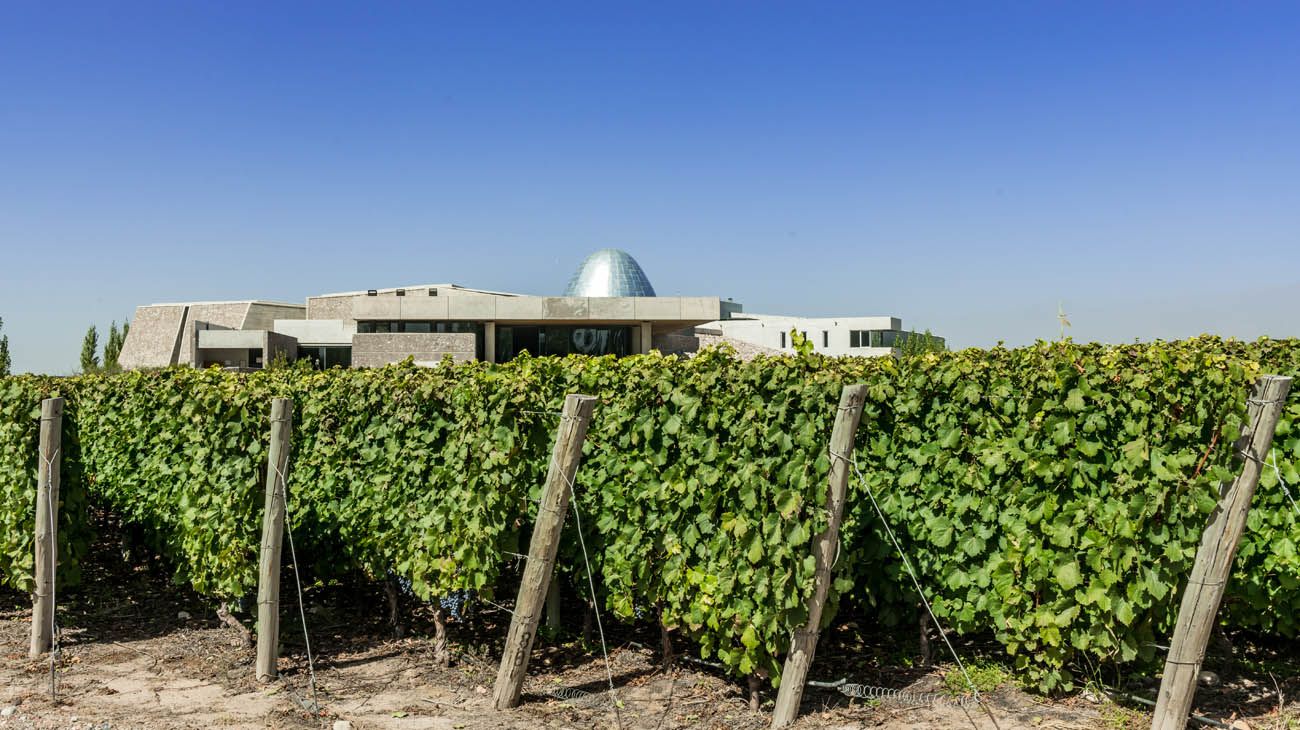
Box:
<box><xmin>117</xmin><ymin>249</ymin><xmax>941</xmax><ymax>370</ymax></box>
<box><xmin>698</xmin><ymin>313</ymin><xmax>944</xmax><ymax>357</ymax></box>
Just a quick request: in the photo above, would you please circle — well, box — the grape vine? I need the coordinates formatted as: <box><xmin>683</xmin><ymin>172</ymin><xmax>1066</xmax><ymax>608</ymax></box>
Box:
<box><xmin>0</xmin><ymin>336</ymin><xmax>1295</xmax><ymax>692</ymax></box>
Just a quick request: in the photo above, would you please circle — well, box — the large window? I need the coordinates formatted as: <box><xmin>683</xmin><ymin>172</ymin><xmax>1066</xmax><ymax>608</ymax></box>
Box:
<box><xmin>298</xmin><ymin>346</ymin><xmax>352</xmax><ymax>369</ymax></box>
<box><xmin>494</xmin><ymin>325</ymin><xmax>632</xmax><ymax>362</ymax></box>
<box><xmin>850</xmin><ymin>330</ymin><xmax>894</xmax><ymax>348</ymax></box>
<box><xmin>847</xmin><ymin>330</ymin><xmax>943</xmax><ymax>349</ymax></box>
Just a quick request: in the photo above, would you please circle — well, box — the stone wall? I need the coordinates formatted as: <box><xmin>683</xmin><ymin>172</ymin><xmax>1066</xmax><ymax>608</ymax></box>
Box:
<box><xmin>695</xmin><ymin>331</ymin><xmax>784</xmax><ymax>360</ymax></box>
<box><xmin>351</xmin><ymin>332</ymin><xmax>476</xmax><ymax>368</ymax></box>
<box><xmin>306</xmin><ymin>295</ymin><xmax>355</xmax><ymax>324</ymax></box>
<box><xmin>118</xmin><ymin>305</ymin><xmax>189</xmax><ymax>368</ymax></box>
<box><xmin>650</xmin><ymin>327</ymin><xmax>782</xmax><ymax>361</ymax></box>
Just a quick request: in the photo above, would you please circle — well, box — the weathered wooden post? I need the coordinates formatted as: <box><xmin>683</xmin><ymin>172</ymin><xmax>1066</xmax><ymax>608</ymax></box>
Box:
<box><xmin>30</xmin><ymin>397</ymin><xmax>63</xmax><ymax>658</ymax></box>
<box><xmin>493</xmin><ymin>394</ymin><xmax>597</xmax><ymax>710</ymax></box>
<box><xmin>1151</xmin><ymin>375</ymin><xmax>1292</xmax><ymax>730</ymax></box>
<box><xmin>256</xmin><ymin>398</ymin><xmax>293</xmax><ymax>682</ymax></box>
<box><xmin>771</xmin><ymin>384</ymin><xmax>868</xmax><ymax>729</ymax></box>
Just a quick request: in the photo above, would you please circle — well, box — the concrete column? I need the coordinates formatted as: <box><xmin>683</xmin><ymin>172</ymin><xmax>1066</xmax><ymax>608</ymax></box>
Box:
<box><xmin>639</xmin><ymin>322</ymin><xmax>653</xmax><ymax>354</ymax></box>
<box><xmin>484</xmin><ymin>322</ymin><xmax>497</xmax><ymax>363</ymax></box>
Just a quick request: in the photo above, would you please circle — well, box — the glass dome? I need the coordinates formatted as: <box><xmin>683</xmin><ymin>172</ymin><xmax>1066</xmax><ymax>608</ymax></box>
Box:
<box><xmin>563</xmin><ymin>249</ymin><xmax>657</xmax><ymax>297</ymax></box>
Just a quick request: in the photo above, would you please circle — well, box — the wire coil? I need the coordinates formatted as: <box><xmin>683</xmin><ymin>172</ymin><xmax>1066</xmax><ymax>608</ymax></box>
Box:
<box><xmin>542</xmin><ymin>685</ymin><xmax>609</xmax><ymax>709</ymax></box>
<box><xmin>837</xmin><ymin>682</ymin><xmax>977</xmax><ymax>709</ymax></box>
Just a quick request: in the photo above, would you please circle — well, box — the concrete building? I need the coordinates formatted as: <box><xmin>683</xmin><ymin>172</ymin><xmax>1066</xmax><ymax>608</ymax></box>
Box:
<box><xmin>118</xmin><ymin>249</ymin><xmax>939</xmax><ymax>370</ymax></box>
<box><xmin>696</xmin><ymin>313</ymin><xmax>944</xmax><ymax>357</ymax></box>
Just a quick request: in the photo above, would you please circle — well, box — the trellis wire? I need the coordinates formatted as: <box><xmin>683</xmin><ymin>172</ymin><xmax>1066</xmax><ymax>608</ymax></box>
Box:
<box><xmin>807</xmin><ymin>678</ymin><xmax>977</xmax><ymax>709</ymax></box>
<box><xmin>848</xmin><ymin>454</ymin><xmax>993</xmax><ymax>719</ymax></box>
<box><xmin>1267</xmin><ymin>449</ymin><xmax>1300</xmax><ymax>516</ymax></box>
<box><xmin>564</xmin><ymin>467</ymin><xmax>624</xmax><ymax>729</ymax></box>
<box><xmin>43</xmin><ymin>449</ymin><xmax>60</xmax><ymax>703</ymax></box>
<box><xmin>541</xmin><ymin>684</ymin><xmax>606</xmax><ymax>709</ymax></box>
<box><xmin>272</xmin><ymin>458</ymin><xmax>319</xmax><ymax>713</ymax></box>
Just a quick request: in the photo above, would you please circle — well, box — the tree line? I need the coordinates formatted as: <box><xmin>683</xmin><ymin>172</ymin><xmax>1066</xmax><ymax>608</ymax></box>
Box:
<box><xmin>80</xmin><ymin>321</ymin><xmax>130</xmax><ymax>374</ymax></box>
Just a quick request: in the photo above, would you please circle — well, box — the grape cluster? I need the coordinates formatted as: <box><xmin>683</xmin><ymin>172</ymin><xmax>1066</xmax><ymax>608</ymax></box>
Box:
<box><xmin>438</xmin><ymin>590</ymin><xmax>471</xmax><ymax>620</ymax></box>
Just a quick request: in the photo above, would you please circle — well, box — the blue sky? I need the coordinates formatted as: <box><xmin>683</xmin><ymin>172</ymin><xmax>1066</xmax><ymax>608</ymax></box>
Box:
<box><xmin>2</xmin><ymin>2</ymin><xmax>1298</xmax><ymax>373</ymax></box>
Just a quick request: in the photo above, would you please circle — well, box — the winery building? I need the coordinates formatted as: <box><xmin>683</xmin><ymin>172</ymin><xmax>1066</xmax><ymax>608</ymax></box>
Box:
<box><xmin>118</xmin><ymin>249</ymin><xmax>934</xmax><ymax>370</ymax></box>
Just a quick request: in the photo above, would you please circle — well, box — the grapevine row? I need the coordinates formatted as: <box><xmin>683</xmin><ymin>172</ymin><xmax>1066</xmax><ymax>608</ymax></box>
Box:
<box><xmin>0</xmin><ymin>337</ymin><xmax>1296</xmax><ymax>690</ymax></box>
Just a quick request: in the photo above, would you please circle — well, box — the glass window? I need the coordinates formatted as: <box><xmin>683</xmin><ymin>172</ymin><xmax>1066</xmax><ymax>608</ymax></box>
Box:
<box><xmin>870</xmin><ymin>331</ymin><xmax>883</xmax><ymax>347</ymax></box>
<box><xmin>822</xmin><ymin>331</ymin><xmax>829</xmax><ymax>348</ymax></box>
<box><xmin>780</xmin><ymin>331</ymin><xmax>787</xmax><ymax>349</ymax></box>
<box><xmin>850</xmin><ymin>331</ymin><xmax>860</xmax><ymax>348</ymax></box>
<box><xmin>493</xmin><ymin>325</ymin><xmax>630</xmax><ymax>362</ymax></box>
<box><xmin>402</xmin><ymin>321</ymin><xmax>432</xmax><ymax>333</ymax></box>
<box><xmin>324</xmin><ymin>347</ymin><xmax>351</xmax><ymax>368</ymax></box>
<box><xmin>298</xmin><ymin>346</ymin><xmax>353</xmax><ymax>369</ymax></box>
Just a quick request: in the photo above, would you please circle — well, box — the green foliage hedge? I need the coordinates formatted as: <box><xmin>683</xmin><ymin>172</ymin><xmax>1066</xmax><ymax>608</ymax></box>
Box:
<box><xmin>0</xmin><ymin>337</ymin><xmax>1297</xmax><ymax>692</ymax></box>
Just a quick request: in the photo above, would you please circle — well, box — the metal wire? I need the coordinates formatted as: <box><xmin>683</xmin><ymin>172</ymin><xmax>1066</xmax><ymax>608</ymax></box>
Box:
<box><xmin>272</xmin><ymin>458</ymin><xmax>319</xmax><ymax>713</ymax></box>
<box><xmin>541</xmin><ymin>684</ymin><xmax>606</xmax><ymax>709</ymax></box>
<box><xmin>1267</xmin><ymin>449</ymin><xmax>1300</xmax><ymax>516</ymax></box>
<box><xmin>564</xmin><ymin>467</ymin><xmax>624</xmax><ymax>728</ymax></box>
<box><xmin>808</xmin><ymin>678</ymin><xmax>977</xmax><ymax>709</ymax></box>
<box><xmin>480</xmin><ymin>597</ymin><xmax>521</xmax><ymax>618</ymax></box>
<box><xmin>42</xmin><ymin>449</ymin><xmax>60</xmax><ymax>703</ymax></box>
<box><xmin>849</xmin><ymin>456</ymin><xmax>990</xmax><ymax>715</ymax></box>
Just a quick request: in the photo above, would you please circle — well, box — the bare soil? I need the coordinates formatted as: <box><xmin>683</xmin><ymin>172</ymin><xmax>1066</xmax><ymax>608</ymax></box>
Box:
<box><xmin>1</xmin><ymin>529</ymin><xmax>1297</xmax><ymax>730</ymax></box>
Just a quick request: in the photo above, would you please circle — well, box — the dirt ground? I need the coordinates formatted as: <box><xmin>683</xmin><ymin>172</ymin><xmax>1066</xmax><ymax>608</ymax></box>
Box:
<box><xmin>1</xmin><ymin>536</ymin><xmax>1296</xmax><ymax>730</ymax></box>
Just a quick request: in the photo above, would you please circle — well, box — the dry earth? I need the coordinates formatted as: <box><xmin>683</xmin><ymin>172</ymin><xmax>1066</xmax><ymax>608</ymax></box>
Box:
<box><xmin>0</xmin><ymin>535</ymin><xmax>1295</xmax><ymax>730</ymax></box>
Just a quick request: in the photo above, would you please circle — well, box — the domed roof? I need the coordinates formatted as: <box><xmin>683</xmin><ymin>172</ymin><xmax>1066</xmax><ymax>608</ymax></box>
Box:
<box><xmin>563</xmin><ymin>249</ymin><xmax>657</xmax><ymax>297</ymax></box>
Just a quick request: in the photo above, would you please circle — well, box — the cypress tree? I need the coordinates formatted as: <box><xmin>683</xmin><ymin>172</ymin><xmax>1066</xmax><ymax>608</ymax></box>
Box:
<box><xmin>80</xmin><ymin>325</ymin><xmax>100</xmax><ymax>373</ymax></box>
<box><xmin>104</xmin><ymin>321</ymin><xmax>122</xmax><ymax>372</ymax></box>
<box><xmin>0</xmin><ymin>317</ymin><xmax>10</xmax><ymax>376</ymax></box>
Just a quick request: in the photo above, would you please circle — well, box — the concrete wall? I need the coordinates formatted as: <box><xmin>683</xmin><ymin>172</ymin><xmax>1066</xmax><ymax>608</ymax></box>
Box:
<box><xmin>242</xmin><ymin>303</ymin><xmax>306</xmax><ymax>331</ymax></box>
<box><xmin>265</xmin><ymin>331</ymin><xmax>298</xmax><ymax>366</ymax></box>
<box><xmin>178</xmin><ymin>303</ymin><xmax>253</xmax><ymax>367</ymax></box>
<box><xmin>118</xmin><ymin>304</ymin><xmax>189</xmax><ymax>368</ymax></box>
<box><xmin>351</xmin><ymin>332</ymin><xmax>476</xmax><ymax>368</ymax></box>
<box><xmin>197</xmin><ymin>329</ymin><xmax>264</xmax><ymax>351</ymax></box>
<box><xmin>273</xmin><ymin>318</ymin><xmax>353</xmax><ymax>345</ymax></box>
<box><xmin>327</xmin><ymin>290</ymin><xmax>732</xmax><ymax>326</ymax></box>
<box><xmin>196</xmin><ymin>348</ymin><xmax>254</xmax><ymax>368</ymax></box>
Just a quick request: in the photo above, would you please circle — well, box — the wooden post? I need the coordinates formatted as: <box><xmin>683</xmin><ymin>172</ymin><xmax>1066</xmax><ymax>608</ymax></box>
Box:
<box><xmin>493</xmin><ymin>394</ymin><xmax>597</xmax><ymax>710</ymax></box>
<box><xmin>1151</xmin><ymin>375</ymin><xmax>1292</xmax><ymax>730</ymax></box>
<box><xmin>771</xmin><ymin>384</ymin><xmax>868</xmax><ymax>729</ymax></box>
<box><xmin>256</xmin><ymin>398</ymin><xmax>293</xmax><ymax>682</ymax></box>
<box><xmin>29</xmin><ymin>398</ymin><xmax>63</xmax><ymax>658</ymax></box>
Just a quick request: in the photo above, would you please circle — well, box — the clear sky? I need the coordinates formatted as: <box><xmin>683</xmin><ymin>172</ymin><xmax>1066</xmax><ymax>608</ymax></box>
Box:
<box><xmin>2</xmin><ymin>2</ymin><xmax>1298</xmax><ymax>373</ymax></box>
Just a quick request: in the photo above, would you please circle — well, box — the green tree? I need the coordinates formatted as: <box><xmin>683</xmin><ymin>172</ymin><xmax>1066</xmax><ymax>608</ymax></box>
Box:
<box><xmin>103</xmin><ymin>321</ymin><xmax>124</xmax><ymax>373</ymax></box>
<box><xmin>897</xmin><ymin>329</ymin><xmax>946</xmax><ymax>358</ymax></box>
<box><xmin>0</xmin><ymin>317</ymin><xmax>10</xmax><ymax>376</ymax></box>
<box><xmin>80</xmin><ymin>325</ymin><xmax>100</xmax><ymax>373</ymax></box>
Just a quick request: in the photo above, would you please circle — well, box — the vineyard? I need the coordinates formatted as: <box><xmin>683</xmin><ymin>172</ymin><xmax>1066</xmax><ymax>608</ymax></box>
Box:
<box><xmin>1</xmin><ymin>337</ymin><xmax>1299</xmax><ymax>717</ymax></box>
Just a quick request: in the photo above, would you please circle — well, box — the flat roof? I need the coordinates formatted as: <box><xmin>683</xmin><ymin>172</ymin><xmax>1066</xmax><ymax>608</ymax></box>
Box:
<box><xmin>311</xmin><ymin>283</ymin><xmax>524</xmax><ymax>299</ymax></box>
<box><xmin>146</xmin><ymin>300</ymin><xmax>305</xmax><ymax>308</ymax></box>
